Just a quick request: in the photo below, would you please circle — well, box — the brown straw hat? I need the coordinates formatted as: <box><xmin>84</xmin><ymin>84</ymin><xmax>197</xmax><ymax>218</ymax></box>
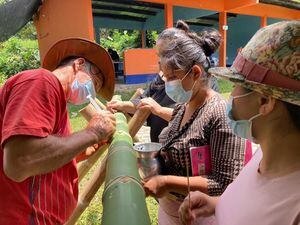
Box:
<box><xmin>42</xmin><ymin>38</ymin><xmax>115</xmax><ymax>100</ymax></box>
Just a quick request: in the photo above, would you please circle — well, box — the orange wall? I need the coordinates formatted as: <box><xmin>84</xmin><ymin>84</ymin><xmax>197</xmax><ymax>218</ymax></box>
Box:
<box><xmin>123</xmin><ymin>49</ymin><xmax>159</xmax><ymax>75</ymax></box>
<box><xmin>34</xmin><ymin>0</ymin><xmax>94</xmax><ymax>62</ymax></box>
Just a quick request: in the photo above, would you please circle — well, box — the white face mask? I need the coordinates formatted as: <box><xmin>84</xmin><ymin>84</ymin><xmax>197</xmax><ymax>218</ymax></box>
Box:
<box><xmin>165</xmin><ymin>68</ymin><xmax>196</xmax><ymax>103</ymax></box>
<box><xmin>226</xmin><ymin>92</ymin><xmax>262</xmax><ymax>142</ymax></box>
<box><xmin>68</xmin><ymin>79</ymin><xmax>96</xmax><ymax>105</ymax></box>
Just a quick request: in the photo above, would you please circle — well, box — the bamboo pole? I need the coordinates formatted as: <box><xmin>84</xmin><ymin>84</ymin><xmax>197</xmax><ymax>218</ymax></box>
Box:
<box><xmin>65</xmin><ymin>156</ymin><xmax>107</xmax><ymax>225</ymax></box>
<box><xmin>95</xmin><ymin>98</ymin><xmax>107</xmax><ymax>110</ymax></box>
<box><xmin>130</xmin><ymin>88</ymin><xmax>144</xmax><ymax>101</ymax></box>
<box><xmin>79</xmin><ymin>103</ymin><xmax>98</xmax><ymax>121</ymax></box>
<box><xmin>128</xmin><ymin>108</ymin><xmax>151</xmax><ymax>138</ymax></box>
<box><xmin>77</xmin><ymin>145</ymin><xmax>107</xmax><ymax>182</ymax></box>
<box><xmin>77</xmin><ymin>101</ymin><xmax>105</xmax><ymax>179</ymax></box>
<box><xmin>102</xmin><ymin>112</ymin><xmax>151</xmax><ymax>225</ymax></box>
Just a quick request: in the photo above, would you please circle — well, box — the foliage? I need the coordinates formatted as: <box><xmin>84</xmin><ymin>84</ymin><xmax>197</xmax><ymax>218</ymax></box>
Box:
<box><xmin>0</xmin><ymin>0</ymin><xmax>10</xmax><ymax>4</ymax></box>
<box><xmin>146</xmin><ymin>30</ymin><xmax>159</xmax><ymax>48</ymax></box>
<box><xmin>14</xmin><ymin>22</ymin><xmax>38</xmax><ymax>40</ymax></box>
<box><xmin>99</xmin><ymin>29</ymin><xmax>159</xmax><ymax>58</ymax></box>
<box><xmin>99</xmin><ymin>29</ymin><xmax>141</xmax><ymax>58</ymax></box>
<box><xmin>0</xmin><ymin>37</ymin><xmax>40</xmax><ymax>78</ymax></box>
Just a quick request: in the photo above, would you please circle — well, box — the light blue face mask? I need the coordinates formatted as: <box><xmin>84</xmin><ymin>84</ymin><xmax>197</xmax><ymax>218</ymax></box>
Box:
<box><xmin>69</xmin><ymin>79</ymin><xmax>96</xmax><ymax>105</ymax></box>
<box><xmin>165</xmin><ymin>69</ymin><xmax>196</xmax><ymax>103</ymax></box>
<box><xmin>226</xmin><ymin>92</ymin><xmax>262</xmax><ymax>142</ymax></box>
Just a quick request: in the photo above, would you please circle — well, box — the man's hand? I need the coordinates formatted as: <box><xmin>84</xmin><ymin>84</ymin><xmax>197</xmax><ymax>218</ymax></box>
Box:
<box><xmin>142</xmin><ymin>175</ymin><xmax>169</xmax><ymax>198</ymax></box>
<box><xmin>137</xmin><ymin>97</ymin><xmax>162</xmax><ymax>116</ymax></box>
<box><xmin>86</xmin><ymin>111</ymin><xmax>116</xmax><ymax>143</ymax></box>
<box><xmin>179</xmin><ymin>191</ymin><xmax>218</xmax><ymax>225</ymax></box>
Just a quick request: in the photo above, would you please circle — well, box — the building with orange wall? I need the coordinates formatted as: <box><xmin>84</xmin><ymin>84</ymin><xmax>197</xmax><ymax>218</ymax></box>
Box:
<box><xmin>34</xmin><ymin>0</ymin><xmax>300</xmax><ymax>84</ymax></box>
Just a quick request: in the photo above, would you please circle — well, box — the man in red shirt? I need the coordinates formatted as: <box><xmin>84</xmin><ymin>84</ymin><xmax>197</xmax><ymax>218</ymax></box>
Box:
<box><xmin>0</xmin><ymin>38</ymin><xmax>116</xmax><ymax>225</ymax></box>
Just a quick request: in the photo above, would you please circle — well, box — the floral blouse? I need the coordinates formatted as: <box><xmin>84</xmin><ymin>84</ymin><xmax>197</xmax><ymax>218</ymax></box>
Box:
<box><xmin>158</xmin><ymin>94</ymin><xmax>247</xmax><ymax>196</ymax></box>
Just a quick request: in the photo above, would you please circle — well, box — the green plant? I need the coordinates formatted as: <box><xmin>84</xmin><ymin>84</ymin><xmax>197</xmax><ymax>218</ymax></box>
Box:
<box><xmin>100</xmin><ymin>29</ymin><xmax>141</xmax><ymax>58</ymax></box>
<box><xmin>0</xmin><ymin>37</ymin><xmax>40</xmax><ymax>78</ymax></box>
<box><xmin>99</xmin><ymin>29</ymin><xmax>159</xmax><ymax>58</ymax></box>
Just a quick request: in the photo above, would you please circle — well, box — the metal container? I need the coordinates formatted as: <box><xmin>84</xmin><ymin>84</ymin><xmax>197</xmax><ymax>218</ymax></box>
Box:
<box><xmin>134</xmin><ymin>142</ymin><xmax>163</xmax><ymax>180</ymax></box>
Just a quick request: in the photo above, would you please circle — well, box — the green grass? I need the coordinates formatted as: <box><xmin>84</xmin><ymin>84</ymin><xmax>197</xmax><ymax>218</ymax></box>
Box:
<box><xmin>70</xmin><ymin>79</ymin><xmax>233</xmax><ymax>224</ymax></box>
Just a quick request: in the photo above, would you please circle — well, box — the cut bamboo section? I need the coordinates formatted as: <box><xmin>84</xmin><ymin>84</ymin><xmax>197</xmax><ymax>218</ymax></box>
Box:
<box><xmin>102</xmin><ymin>112</ymin><xmax>150</xmax><ymax>225</ymax></box>
<box><xmin>65</xmin><ymin>156</ymin><xmax>107</xmax><ymax>225</ymax></box>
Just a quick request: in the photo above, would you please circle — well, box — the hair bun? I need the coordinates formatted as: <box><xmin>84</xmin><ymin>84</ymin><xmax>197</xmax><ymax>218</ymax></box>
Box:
<box><xmin>176</xmin><ymin>20</ymin><xmax>189</xmax><ymax>32</ymax></box>
<box><xmin>199</xmin><ymin>29</ymin><xmax>222</xmax><ymax>57</ymax></box>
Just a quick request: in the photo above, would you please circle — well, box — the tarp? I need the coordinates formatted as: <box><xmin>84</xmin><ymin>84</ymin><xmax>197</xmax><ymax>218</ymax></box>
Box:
<box><xmin>0</xmin><ymin>0</ymin><xmax>41</xmax><ymax>42</ymax></box>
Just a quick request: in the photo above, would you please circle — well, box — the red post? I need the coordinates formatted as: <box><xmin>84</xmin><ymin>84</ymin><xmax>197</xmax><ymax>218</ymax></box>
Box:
<box><xmin>219</xmin><ymin>12</ymin><xmax>227</xmax><ymax>67</ymax></box>
<box><xmin>34</xmin><ymin>0</ymin><xmax>95</xmax><ymax>62</ymax></box>
<box><xmin>164</xmin><ymin>3</ymin><xmax>173</xmax><ymax>28</ymax></box>
<box><xmin>261</xmin><ymin>16</ymin><xmax>267</xmax><ymax>27</ymax></box>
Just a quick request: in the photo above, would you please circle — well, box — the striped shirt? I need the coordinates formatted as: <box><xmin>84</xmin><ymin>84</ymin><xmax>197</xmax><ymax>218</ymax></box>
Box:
<box><xmin>0</xmin><ymin>69</ymin><xmax>78</xmax><ymax>225</ymax></box>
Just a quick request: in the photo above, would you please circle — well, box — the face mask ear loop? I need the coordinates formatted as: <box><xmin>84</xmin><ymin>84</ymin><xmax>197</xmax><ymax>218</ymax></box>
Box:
<box><xmin>232</xmin><ymin>91</ymin><xmax>255</xmax><ymax>100</ymax></box>
<box><xmin>249</xmin><ymin>113</ymin><xmax>262</xmax><ymax>122</ymax></box>
<box><xmin>180</xmin><ymin>67</ymin><xmax>196</xmax><ymax>93</ymax></box>
<box><xmin>248</xmin><ymin>112</ymin><xmax>262</xmax><ymax>141</ymax></box>
<box><xmin>181</xmin><ymin>67</ymin><xmax>193</xmax><ymax>82</ymax></box>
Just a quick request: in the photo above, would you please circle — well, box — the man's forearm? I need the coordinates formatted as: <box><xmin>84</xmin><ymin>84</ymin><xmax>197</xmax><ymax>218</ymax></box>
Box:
<box><xmin>3</xmin><ymin>129</ymin><xmax>98</xmax><ymax>182</ymax></box>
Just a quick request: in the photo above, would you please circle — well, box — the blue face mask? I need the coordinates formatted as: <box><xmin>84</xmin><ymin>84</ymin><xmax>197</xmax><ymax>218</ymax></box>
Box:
<box><xmin>69</xmin><ymin>79</ymin><xmax>96</xmax><ymax>105</ymax></box>
<box><xmin>165</xmin><ymin>69</ymin><xmax>196</xmax><ymax>103</ymax></box>
<box><xmin>226</xmin><ymin>92</ymin><xmax>262</xmax><ymax>142</ymax></box>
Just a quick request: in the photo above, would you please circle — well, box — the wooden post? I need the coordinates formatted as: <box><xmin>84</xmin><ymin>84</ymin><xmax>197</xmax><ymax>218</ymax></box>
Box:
<box><xmin>141</xmin><ymin>30</ymin><xmax>146</xmax><ymax>48</ymax></box>
<box><xmin>164</xmin><ymin>3</ymin><xmax>173</xmax><ymax>28</ymax></box>
<box><xmin>34</xmin><ymin>0</ymin><xmax>94</xmax><ymax>62</ymax></box>
<box><xmin>219</xmin><ymin>12</ymin><xmax>227</xmax><ymax>67</ymax></box>
<box><xmin>261</xmin><ymin>16</ymin><xmax>267</xmax><ymax>27</ymax></box>
<box><xmin>128</xmin><ymin>108</ymin><xmax>151</xmax><ymax>138</ymax></box>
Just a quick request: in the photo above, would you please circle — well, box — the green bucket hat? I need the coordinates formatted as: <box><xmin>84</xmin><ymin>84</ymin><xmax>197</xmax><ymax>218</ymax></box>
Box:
<box><xmin>209</xmin><ymin>20</ymin><xmax>300</xmax><ymax>106</ymax></box>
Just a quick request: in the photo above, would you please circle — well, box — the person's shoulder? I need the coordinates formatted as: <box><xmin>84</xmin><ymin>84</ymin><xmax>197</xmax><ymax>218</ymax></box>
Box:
<box><xmin>207</xmin><ymin>94</ymin><xmax>227</xmax><ymax>113</ymax></box>
<box><xmin>9</xmin><ymin>68</ymin><xmax>59</xmax><ymax>85</ymax></box>
<box><xmin>5</xmin><ymin>68</ymin><xmax>63</xmax><ymax>95</ymax></box>
<box><xmin>203</xmin><ymin>94</ymin><xmax>228</xmax><ymax>124</ymax></box>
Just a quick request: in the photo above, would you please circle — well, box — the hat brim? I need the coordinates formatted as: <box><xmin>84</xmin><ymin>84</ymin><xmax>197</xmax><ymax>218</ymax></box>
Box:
<box><xmin>209</xmin><ymin>67</ymin><xmax>300</xmax><ymax>106</ymax></box>
<box><xmin>42</xmin><ymin>38</ymin><xmax>114</xmax><ymax>100</ymax></box>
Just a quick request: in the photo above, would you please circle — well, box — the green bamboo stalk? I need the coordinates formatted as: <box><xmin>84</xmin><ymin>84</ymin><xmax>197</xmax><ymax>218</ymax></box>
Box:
<box><xmin>102</xmin><ymin>107</ymin><xmax>150</xmax><ymax>225</ymax></box>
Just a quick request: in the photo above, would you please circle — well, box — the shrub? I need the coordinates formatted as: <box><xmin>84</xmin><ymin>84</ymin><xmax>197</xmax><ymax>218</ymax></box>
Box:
<box><xmin>0</xmin><ymin>37</ymin><xmax>40</xmax><ymax>78</ymax></box>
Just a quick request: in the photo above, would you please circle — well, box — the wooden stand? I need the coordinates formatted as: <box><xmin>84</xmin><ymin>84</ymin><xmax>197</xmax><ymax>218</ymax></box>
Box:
<box><xmin>65</xmin><ymin>157</ymin><xmax>107</xmax><ymax>225</ymax></box>
<box><xmin>65</xmin><ymin>96</ymin><xmax>150</xmax><ymax>225</ymax></box>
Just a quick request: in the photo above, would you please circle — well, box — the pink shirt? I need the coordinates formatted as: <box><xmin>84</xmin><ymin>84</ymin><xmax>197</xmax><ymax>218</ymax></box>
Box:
<box><xmin>216</xmin><ymin>149</ymin><xmax>300</xmax><ymax>225</ymax></box>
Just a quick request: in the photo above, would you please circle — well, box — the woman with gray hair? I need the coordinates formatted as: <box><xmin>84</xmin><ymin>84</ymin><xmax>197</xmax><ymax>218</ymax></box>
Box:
<box><xmin>142</xmin><ymin>20</ymin><xmax>251</xmax><ymax>225</ymax></box>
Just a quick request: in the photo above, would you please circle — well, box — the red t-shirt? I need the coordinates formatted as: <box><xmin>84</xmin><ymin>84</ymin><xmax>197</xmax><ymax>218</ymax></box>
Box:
<box><xmin>0</xmin><ymin>69</ymin><xmax>78</xmax><ymax>225</ymax></box>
